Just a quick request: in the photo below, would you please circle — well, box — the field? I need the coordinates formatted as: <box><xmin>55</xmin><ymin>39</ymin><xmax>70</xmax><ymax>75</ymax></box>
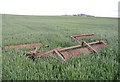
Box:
<box><xmin>2</xmin><ymin>14</ymin><xmax>119</xmax><ymax>80</ymax></box>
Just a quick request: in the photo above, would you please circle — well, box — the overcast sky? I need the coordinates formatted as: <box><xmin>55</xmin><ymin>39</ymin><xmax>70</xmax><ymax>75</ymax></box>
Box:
<box><xmin>0</xmin><ymin>0</ymin><xmax>119</xmax><ymax>17</ymax></box>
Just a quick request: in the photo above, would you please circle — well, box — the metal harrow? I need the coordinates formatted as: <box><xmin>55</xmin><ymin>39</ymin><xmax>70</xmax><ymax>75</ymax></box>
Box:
<box><xmin>26</xmin><ymin>34</ymin><xmax>107</xmax><ymax>61</ymax></box>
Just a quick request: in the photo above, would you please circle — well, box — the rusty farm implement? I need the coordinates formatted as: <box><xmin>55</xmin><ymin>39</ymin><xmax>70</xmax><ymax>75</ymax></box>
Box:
<box><xmin>26</xmin><ymin>34</ymin><xmax>107</xmax><ymax>61</ymax></box>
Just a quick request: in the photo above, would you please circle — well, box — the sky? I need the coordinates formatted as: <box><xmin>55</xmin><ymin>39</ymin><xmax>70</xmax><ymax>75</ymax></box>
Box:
<box><xmin>0</xmin><ymin>0</ymin><xmax>119</xmax><ymax>17</ymax></box>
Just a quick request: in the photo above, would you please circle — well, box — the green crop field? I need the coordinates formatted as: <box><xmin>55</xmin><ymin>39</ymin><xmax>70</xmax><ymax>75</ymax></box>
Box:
<box><xmin>2</xmin><ymin>14</ymin><xmax>119</xmax><ymax>80</ymax></box>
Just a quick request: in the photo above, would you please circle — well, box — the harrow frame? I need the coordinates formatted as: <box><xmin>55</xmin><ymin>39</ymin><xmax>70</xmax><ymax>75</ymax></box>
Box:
<box><xmin>26</xmin><ymin>40</ymin><xmax>107</xmax><ymax>61</ymax></box>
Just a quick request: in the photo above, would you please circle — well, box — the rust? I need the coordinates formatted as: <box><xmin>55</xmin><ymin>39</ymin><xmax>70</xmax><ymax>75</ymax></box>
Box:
<box><xmin>70</xmin><ymin>33</ymin><xmax>95</xmax><ymax>44</ymax></box>
<box><xmin>24</xmin><ymin>33</ymin><xmax>107</xmax><ymax>62</ymax></box>
<box><xmin>2</xmin><ymin>43</ymin><xmax>48</xmax><ymax>49</ymax></box>
<box><xmin>70</xmin><ymin>33</ymin><xmax>95</xmax><ymax>39</ymax></box>
<box><xmin>82</xmin><ymin>41</ymin><xmax>98</xmax><ymax>53</ymax></box>
<box><xmin>58</xmin><ymin>40</ymin><xmax>105</xmax><ymax>51</ymax></box>
<box><xmin>26</xmin><ymin>40</ymin><xmax>107</xmax><ymax>61</ymax></box>
<box><xmin>61</xmin><ymin>43</ymin><xmax>106</xmax><ymax>60</ymax></box>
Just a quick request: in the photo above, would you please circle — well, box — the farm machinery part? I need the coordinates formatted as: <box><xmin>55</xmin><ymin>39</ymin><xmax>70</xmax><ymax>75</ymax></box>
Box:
<box><xmin>2</xmin><ymin>33</ymin><xmax>107</xmax><ymax>61</ymax></box>
<box><xmin>26</xmin><ymin>40</ymin><xmax>107</xmax><ymax>61</ymax></box>
<box><xmin>1</xmin><ymin>43</ymin><xmax>48</xmax><ymax>49</ymax></box>
<box><xmin>69</xmin><ymin>33</ymin><xmax>95</xmax><ymax>44</ymax></box>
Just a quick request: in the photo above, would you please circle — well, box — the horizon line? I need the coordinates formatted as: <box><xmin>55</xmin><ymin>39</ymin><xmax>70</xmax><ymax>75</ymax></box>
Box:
<box><xmin>1</xmin><ymin>13</ymin><xmax>118</xmax><ymax>18</ymax></box>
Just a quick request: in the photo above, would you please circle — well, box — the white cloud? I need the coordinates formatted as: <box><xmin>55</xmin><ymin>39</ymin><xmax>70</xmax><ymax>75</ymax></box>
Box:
<box><xmin>0</xmin><ymin>0</ymin><xmax>119</xmax><ymax>17</ymax></box>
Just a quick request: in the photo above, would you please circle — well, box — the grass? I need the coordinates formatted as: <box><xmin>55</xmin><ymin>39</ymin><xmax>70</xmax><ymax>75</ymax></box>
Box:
<box><xmin>0</xmin><ymin>14</ymin><xmax>2</xmax><ymax>81</ymax></box>
<box><xmin>2</xmin><ymin>14</ymin><xmax>119</xmax><ymax>80</ymax></box>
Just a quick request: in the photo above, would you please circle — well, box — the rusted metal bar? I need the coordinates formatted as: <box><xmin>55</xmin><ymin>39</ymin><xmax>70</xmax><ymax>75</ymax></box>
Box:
<box><xmin>70</xmin><ymin>33</ymin><xmax>96</xmax><ymax>44</ymax></box>
<box><xmin>54</xmin><ymin>49</ymin><xmax>65</xmax><ymax>61</ymax></box>
<box><xmin>35</xmin><ymin>47</ymin><xmax>61</xmax><ymax>57</ymax></box>
<box><xmin>33</xmin><ymin>40</ymin><xmax>105</xmax><ymax>57</ymax></box>
<box><xmin>58</xmin><ymin>40</ymin><xmax>104</xmax><ymax>52</ymax></box>
<box><xmin>2</xmin><ymin>43</ymin><xmax>46</xmax><ymax>49</ymax></box>
<box><xmin>26</xmin><ymin>48</ymin><xmax>38</xmax><ymax>56</ymax></box>
<box><xmin>82</xmin><ymin>41</ymin><xmax>98</xmax><ymax>53</ymax></box>
<box><xmin>61</xmin><ymin>43</ymin><xmax>106</xmax><ymax>59</ymax></box>
<box><xmin>70</xmin><ymin>36</ymin><xmax>81</xmax><ymax>44</ymax></box>
<box><xmin>100</xmin><ymin>40</ymin><xmax>107</xmax><ymax>45</ymax></box>
<box><xmin>25</xmin><ymin>40</ymin><xmax>107</xmax><ymax>61</ymax></box>
<box><xmin>71</xmin><ymin>33</ymin><xmax>95</xmax><ymax>38</ymax></box>
<box><xmin>35</xmin><ymin>49</ymin><xmax>54</xmax><ymax>57</ymax></box>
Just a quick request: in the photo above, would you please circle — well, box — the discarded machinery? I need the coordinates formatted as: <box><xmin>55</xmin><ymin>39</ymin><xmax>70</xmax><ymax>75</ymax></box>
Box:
<box><xmin>2</xmin><ymin>43</ymin><xmax>48</xmax><ymax>49</ymax></box>
<box><xmin>26</xmin><ymin>33</ymin><xmax>107</xmax><ymax>61</ymax></box>
<box><xmin>69</xmin><ymin>33</ymin><xmax>95</xmax><ymax>44</ymax></box>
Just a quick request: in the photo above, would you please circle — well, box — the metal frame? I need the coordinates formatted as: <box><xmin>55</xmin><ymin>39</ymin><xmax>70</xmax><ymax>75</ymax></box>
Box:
<box><xmin>26</xmin><ymin>40</ymin><xmax>107</xmax><ymax>61</ymax></box>
<box><xmin>70</xmin><ymin>33</ymin><xmax>95</xmax><ymax>44</ymax></box>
